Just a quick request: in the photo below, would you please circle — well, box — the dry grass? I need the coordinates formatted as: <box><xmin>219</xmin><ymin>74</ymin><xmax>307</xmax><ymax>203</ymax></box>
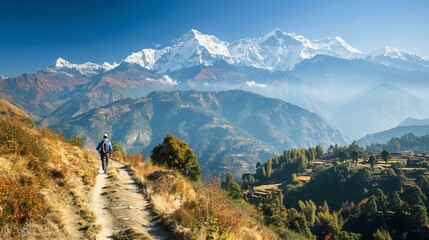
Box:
<box><xmin>124</xmin><ymin>155</ymin><xmax>281</xmax><ymax>240</ymax></box>
<box><xmin>112</xmin><ymin>227</ymin><xmax>152</xmax><ymax>240</ymax></box>
<box><xmin>0</xmin><ymin>118</ymin><xmax>99</xmax><ymax>239</ymax></box>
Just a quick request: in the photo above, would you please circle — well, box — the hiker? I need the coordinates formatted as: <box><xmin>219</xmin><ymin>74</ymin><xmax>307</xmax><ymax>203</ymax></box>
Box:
<box><xmin>96</xmin><ymin>134</ymin><xmax>113</xmax><ymax>174</ymax></box>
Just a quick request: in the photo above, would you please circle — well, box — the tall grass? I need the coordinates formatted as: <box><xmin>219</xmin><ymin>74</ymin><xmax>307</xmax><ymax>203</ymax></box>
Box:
<box><xmin>0</xmin><ymin>118</ymin><xmax>99</xmax><ymax>239</ymax></box>
<box><xmin>124</xmin><ymin>155</ymin><xmax>280</xmax><ymax>240</ymax></box>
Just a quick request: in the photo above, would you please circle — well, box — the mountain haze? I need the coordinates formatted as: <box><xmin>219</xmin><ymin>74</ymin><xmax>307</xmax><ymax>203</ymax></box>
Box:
<box><xmin>331</xmin><ymin>84</ymin><xmax>429</xmax><ymax>140</ymax></box>
<box><xmin>357</xmin><ymin>125</ymin><xmax>429</xmax><ymax>146</ymax></box>
<box><xmin>399</xmin><ymin>117</ymin><xmax>429</xmax><ymax>127</ymax></box>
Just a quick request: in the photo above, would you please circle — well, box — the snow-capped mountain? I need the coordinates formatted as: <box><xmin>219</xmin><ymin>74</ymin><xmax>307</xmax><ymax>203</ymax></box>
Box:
<box><xmin>44</xmin><ymin>58</ymin><xmax>118</xmax><ymax>76</ymax></box>
<box><xmin>367</xmin><ymin>46</ymin><xmax>429</xmax><ymax>72</ymax></box>
<box><xmin>44</xmin><ymin>29</ymin><xmax>429</xmax><ymax>75</ymax></box>
<box><xmin>0</xmin><ymin>75</ymin><xmax>7</xmax><ymax>80</ymax></box>
<box><xmin>155</xmin><ymin>29</ymin><xmax>229</xmax><ymax>72</ymax></box>
<box><xmin>229</xmin><ymin>29</ymin><xmax>361</xmax><ymax>71</ymax></box>
<box><xmin>124</xmin><ymin>28</ymin><xmax>362</xmax><ymax>72</ymax></box>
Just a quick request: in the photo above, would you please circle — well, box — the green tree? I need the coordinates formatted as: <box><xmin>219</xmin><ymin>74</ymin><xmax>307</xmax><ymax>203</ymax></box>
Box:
<box><xmin>416</xmin><ymin>175</ymin><xmax>429</xmax><ymax>191</ymax></box>
<box><xmin>296</xmin><ymin>154</ymin><xmax>308</xmax><ymax>171</ymax></box>
<box><xmin>259</xmin><ymin>193</ymin><xmax>287</xmax><ymax>227</ymax></box>
<box><xmin>151</xmin><ymin>134</ymin><xmax>202</xmax><ymax>181</ymax></box>
<box><xmin>402</xmin><ymin>185</ymin><xmax>426</xmax><ymax>206</ymax></box>
<box><xmin>261</xmin><ymin>165</ymin><xmax>267</xmax><ymax>179</ymax></box>
<box><xmin>351</xmin><ymin>150</ymin><xmax>359</xmax><ymax>163</ymax></box>
<box><xmin>307</xmin><ymin>147</ymin><xmax>316</xmax><ymax>161</ymax></box>
<box><xmin>241</xmin><ymin>173</ymin><xmax>255</xmax><ymax>190</ymax></box>
<box><xmin>387</xmin><ymin>191</ymin><xmax>403</xmax><ymax>212</ymax></box>
<box><xmin>287</xmin><ymin>208</ymin><xmax>313</xmax><ymax>238</ymax></box>
<box><xmin>381</xmin><ymin>150</ymin><xmax>391</xmax><ymax>165</ymax></box>
<box><xmin>221</xmin><ymin>172</ymin><xmax>243</xmax><ymax>199</ymax></box>
<box><xmin>368</xmin><ymin>155</ymin><xmax>377</xmax><ymax>169</ymax></box>
<box><xmin>298</xmin><ymin>200</ymin><xmax>317</xmax><ymax>226</ymax></box>
<box><xmin>408</xmin><ymin>205</ymin><xmax>428</xmax><ymax>231</ymax></box>
<box><xmin>338</xmin><ymin>149</ymin><xmax>348</xmax><ymax>162</ymax></box>
<box><xmin>315</xmin><ymin>145</ymin><xmax>324</xmax><ymax>159</ymax></box>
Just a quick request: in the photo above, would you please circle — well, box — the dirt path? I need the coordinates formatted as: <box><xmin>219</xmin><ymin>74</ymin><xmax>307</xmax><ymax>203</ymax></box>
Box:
<box><xmin>91</xmin><ymin>160</ymin><xmax>172</xmax><ymax>239</ymax></box>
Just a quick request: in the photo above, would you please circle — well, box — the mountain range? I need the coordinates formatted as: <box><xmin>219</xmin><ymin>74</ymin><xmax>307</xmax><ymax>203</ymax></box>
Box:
<box><xmin>51</xmin><ymin>90</ymin><xmax>348</xmax><ymax>177</ymax></box>
<box><xmin>1</xmin><ymin>28</ymin><xmax>429</xmax><ymax>174</ymax></box>
<box><xmin>123</xmin><ymin>28</ymin><xmax>362</xmax><ymax>73</ymax></box>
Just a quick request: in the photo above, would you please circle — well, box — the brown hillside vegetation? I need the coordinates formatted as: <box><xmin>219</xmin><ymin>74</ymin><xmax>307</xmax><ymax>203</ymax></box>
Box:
<box><xmin>0</xmin><ymin>98</ymin><xmax>34</xmax><ymax>126</ymax></box>
<box><xmin>124</xmin><ymin>155</ymin><xmax>282</xmax><ymax>240</ymax></box>
<box><xmin>0</xmin><ymin>115</ymin><xmax>98</xmax><ymax>239</ymax></box>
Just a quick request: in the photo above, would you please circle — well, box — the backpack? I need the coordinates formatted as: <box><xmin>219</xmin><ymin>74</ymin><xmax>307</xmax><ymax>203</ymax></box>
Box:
<box><xmin>101</xmin><ymin>141</ymin><xmax>109</xmax><ymax>154</ymax></box>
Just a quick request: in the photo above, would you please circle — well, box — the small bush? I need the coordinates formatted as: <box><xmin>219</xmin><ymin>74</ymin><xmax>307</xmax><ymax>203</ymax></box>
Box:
<box><xmin>67</xmin><ymin>135</ymin><xmax>84</xmax><ymax>148</ymax></box>
<box><xmin>0</xmin><ymin>119</ymin><xmax>49</xmax><ymax>164</ymax></box>
<box><xmin>0</xmin><ymin>179</ymin><xmax>47</xmax><ymax>237</ymax></box>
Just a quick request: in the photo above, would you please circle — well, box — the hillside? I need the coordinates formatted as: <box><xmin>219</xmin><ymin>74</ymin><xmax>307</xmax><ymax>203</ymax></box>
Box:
<box><xmin>0</xmin><ymin>101</ymin><xmax>99</xmax><ymax>239</ymax></box>
<box><xmin>0</xmin><ymin>99</ymin><xmax>295</xmax><ymax>239</ymax></box>
<box><xmin>358</xmin><ymin>125</ymin><xmax>429</xmax><ymax>146</ymax></box>
<box><xmin>240</xmin><ymin>143</ymin><xmax>429</xmax><ymax>239</ymax></box>
<box><xmin>0</xmin><ymin>71</ymin><xmax>92</xmax><ymax>120</ymax></box>
<box><xmin>0</xmin><ymin>98</ymin><xmax>34</xmax><ymax>126</ymax></box>
<box><xmin>52</xmin><ymin>90</ymin><xmax>348</xmax><ymax>177</ymax></box>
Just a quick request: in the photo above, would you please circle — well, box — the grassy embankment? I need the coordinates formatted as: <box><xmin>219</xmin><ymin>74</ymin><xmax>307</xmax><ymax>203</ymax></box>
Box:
<box><xmin>0</xmin><ymin>101</ymin><xmax>99</xmax><ymax>239</ymax></box>
<box><xmin>120</xmin><ymin>153</ymin><xmax>304</xmax><ymax>240</ymax></box>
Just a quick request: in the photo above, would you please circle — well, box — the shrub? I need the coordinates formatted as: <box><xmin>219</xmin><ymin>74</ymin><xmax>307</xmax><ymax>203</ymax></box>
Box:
<box><xmin>151</xmin><ymin>134</ymin><xmax>202</xmax><ymax>181</ymax></box>
<box><xmin>0</xmin><ymin>179</ymin><xmax>46</xmax><ymax>237</ymax></box>
<box><xmin>0</xmin><ymin>120</ymin><xmax>48</xmax><ymax>162</ymax></box>
<box><xmin>67</xmin><ymin>135</ymin><xmax>84</xmax><ymax>148</ymax></box>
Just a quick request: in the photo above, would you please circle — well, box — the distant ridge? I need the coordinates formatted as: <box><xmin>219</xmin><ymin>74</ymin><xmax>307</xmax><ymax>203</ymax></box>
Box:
<box><xmin>357</xmin><ymin>125</ymin><xmax>429</xmax><ymax>146</ymax></box>
<box><xmin>399</xmin><ymin>117</ymin><xmax>429</xmax><ymax>127</ymax></box>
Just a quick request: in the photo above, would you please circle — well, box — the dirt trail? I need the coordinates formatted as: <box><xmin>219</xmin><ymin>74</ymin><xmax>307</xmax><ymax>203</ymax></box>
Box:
<box><xmin>91</xmin><ymin>160</ymin><xmax>172</xmax><ymax>239</ymax></box>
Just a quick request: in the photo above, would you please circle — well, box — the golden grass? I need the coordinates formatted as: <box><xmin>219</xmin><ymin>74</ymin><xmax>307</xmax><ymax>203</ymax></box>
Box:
<box><xmin>0</xmin><ymin>99</ymin><xmax>34</xmax><ymax>126</ymax></box>
<box><xmin>112</xmin><ymin>227</ymin><xmax>151</xmax><ymax>240</ymax></box>
<box><xmin>124</xmin><ymin>155</ymin><xmax>281</xmax><ymax>240</ymax></box>
<box><xmin>0</xmin><ymin>118</ymin><xmax>99</xmax><ymax>239</ymax></box>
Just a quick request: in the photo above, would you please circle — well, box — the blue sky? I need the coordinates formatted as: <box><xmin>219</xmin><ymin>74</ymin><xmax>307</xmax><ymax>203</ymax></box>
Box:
<box><xmin>1</xmin><ymin>0</ymin><xmax>428</xmax><ymax>77</ymax></box>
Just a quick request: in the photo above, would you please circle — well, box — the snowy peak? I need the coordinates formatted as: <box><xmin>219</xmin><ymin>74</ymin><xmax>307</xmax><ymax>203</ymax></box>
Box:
<box><xmin>179</xmin><ymin>29</ymin><xmax>230</xmax><ymax>57</ymax></box>
<box><xmin>103</xmin><ymin>28</ymin><xmax>364</xmax><ymax>73</ymax></box>
<box><xmin>332</xmin><ymin>36</ymin><xmax>361</xmax><ymax>54</ymax></box>
<box><xmin>0</xmin><ymin>75</ymin><xmax>7</xmax><ymax>80</ymax></box>
<box><xmin>122</xmin><ymin>28</ymin><xmax>362</xmax><ymax>72</ymax></box>
<box><xmin>228</xmin><ymin>28</ymin><xmax>361</xmax><ymax>71</ymax></box>
<box><xmin>123</xmin><ymin>29</ymin><xmax>231</xmax><ymax>72</ymax></box>
<box><xmin>312</xmin><ymin>36</ymin><xmax>362</xmax><ymax>59</ymax></box>
<box><xmin>54</xmin><ymin>57</ymin><xmax>72</xmax><ymax>68</ymax></box>
<box><xmin>45</xmin><ymin>57</ymin><xmax>118</xmax><ymax>76</ymax></box>
<box><xmin>369</xmin><ymin>46</ymin><xmax>414</xmax><ymax>60</ymax></box>
<box><xmin>368</xmin><ymin>46</ymin><xmax>429</xmax><ymax>72</ymax></box>
<box><xmin>124</xmin><ymin>49</ymin><xmax>161</xmax><ymax>69</ymax></box>
<box><xmin>151</xmin><ymin>29</ymin><xmax>231</xmax><ymax>72</ymax></box>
